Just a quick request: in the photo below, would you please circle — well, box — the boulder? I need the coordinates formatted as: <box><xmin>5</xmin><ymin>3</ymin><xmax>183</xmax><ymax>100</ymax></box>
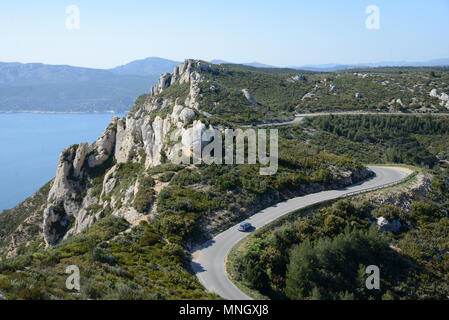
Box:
<box><xmin>171</xmin><ymin>104</ymin><xmax>185</xmax><ymax>123</ymax></box>
<box><xmin>429</xmin><ymin>89</ymin><xmax>439</xmax><ymax>98</ymax></box>
<box><xmin>287</xmin><ymin>75</ymin><xmax>306</xmax><ymax>82</ymax></box>
<box><xmin>377</xmin><ymin>216</ymin><xmax>402</xmax><ymax>233</ymax></box>
<box><xmin>179</xmin><ymin>108</ymin><xmax>196</xmax><ymax>122</ymax></box>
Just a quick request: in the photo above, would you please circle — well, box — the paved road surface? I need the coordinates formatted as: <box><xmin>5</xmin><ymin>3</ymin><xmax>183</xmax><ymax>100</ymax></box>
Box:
<box><xmin>191</xmin><ymin>166</ymin><xmax>411</xmax><ymax>300</ymax></box>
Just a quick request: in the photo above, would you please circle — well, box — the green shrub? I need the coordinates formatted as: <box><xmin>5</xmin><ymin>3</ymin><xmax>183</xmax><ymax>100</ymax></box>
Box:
<box><xmin>133</xmin><ymin>176</ymin><xmax>155</xmax><ymax>213</ymax></box>
<box><xmin>285</xmin><ymin>229</ymin><xmax>407</xmax><ymax>300</ymax></box>
<box><xmin>410</xmin><ymin>201</ymin><xmax>445</xmax><ymax>224</ymax></box>
<box><xmin>158</xmin><ymin>172</ymin><xmax>175</xmax><ymax>182</ymax></box>
<box><xmin>139</xmin><ymin>229</ymin><xmax>160</xmax><ymax>246</ymax></box>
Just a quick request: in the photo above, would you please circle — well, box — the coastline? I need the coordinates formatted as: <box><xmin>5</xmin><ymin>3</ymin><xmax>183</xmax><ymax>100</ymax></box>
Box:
<box><xmin>0</xmin><ymin>112</ymin><xmax>127</xmax><ymax>212</ymax></box>
<box><xmin>0</xmin><ymin>110</ymin><xmax>129</xmax><ymax>115</ymax></box>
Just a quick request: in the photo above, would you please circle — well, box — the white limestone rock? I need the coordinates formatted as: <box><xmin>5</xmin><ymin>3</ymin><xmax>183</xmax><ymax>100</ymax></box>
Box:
<box><xmin>73</xmin><ymin>143</ymin><xmax>88</xmax><ymax>178</ymax></box>
<box><xmin>197</xmin><ymin>62</ymin><xmax>218</xmax><ymax>74</ymax></box>
<box><xmin>41</xmin><ymin>60</ymin><xmax>230</xmax><ymax>246</ymax></box>
<box><xmin>290</xmin><ymin>75</ymin><xmax>306</xmax><ymax>82</ymax></box>
<box><xmin>47</xmin><ymin>145</ymin><xmax>78</xmax><ymax>204</ymax></box>
<box><xmin>101</xmin><ymin>165</ymin><xmax>118</xmax><ymax>197</ymax></box>
<box><xmin>430</xmin><ymin>89</ymin><xmax>439</xmax><ymax>98</ymax></box>
<box><xmin>242</xmin><ymin>89</ymin><xmax>258</xmax><ymax>105</ymax></box>
<box><xmin>302</xmin><ymin>92</ymin><xmax>315</xmax><ymax>100</ymax></box>
<box><xmin>115</xmin><ymin>117</ymin><xmax>145</xmax><ymax>164</ymax></box>
<box><xmin>87</xmin><ymin>118</ymin><xmax>117</xmax><ymax>168</ymax></box>
<box><xmin>151</xmin><ymin>72</ymin><xmax>172</xmax><ymax>95</ymax></box>
<box><xmin>171</xmin><ymin>104</ymin><xmax>185</xmax><ymax>123</ymax></box>
<box><xmin>396</xmin><ymin>98</ymin><xmax>404</xmax><ymax>107</ymax></box>
<box><xmin>377</xmin><ymin>217</ymin><xmax>402</xmax><ymax>233</ymax></box>
<box><xmin>179</xmin><ymin>108</ymin><xmax>196</xmax><ymax>122</ymax></box>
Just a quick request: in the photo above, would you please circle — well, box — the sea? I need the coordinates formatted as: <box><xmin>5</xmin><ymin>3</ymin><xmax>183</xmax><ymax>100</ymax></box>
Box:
<box><xmin>0</xmin><ymin>113</ymin><xmax>125</xmax><ymax>213</ymax></box>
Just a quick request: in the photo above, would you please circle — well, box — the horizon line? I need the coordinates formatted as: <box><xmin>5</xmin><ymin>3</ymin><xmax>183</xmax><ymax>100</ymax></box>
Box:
<box><xmin>1</xmin><ymin>56</ymin><xmax>449</xmax><ymax>71</ymax></box>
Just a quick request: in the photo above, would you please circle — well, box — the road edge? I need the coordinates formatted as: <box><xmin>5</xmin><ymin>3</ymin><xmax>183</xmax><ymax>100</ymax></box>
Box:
<box><xmin>223</xmin><ymin>165</ymin><xmax>416</xmax><ymax>300</ymax></box>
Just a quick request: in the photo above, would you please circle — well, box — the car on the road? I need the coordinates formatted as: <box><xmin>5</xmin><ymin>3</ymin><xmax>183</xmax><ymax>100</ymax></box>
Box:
<box><xmin>238</xmin><ymin>222</ymin><xmax>252</xmax><ymax>232</ymax></box>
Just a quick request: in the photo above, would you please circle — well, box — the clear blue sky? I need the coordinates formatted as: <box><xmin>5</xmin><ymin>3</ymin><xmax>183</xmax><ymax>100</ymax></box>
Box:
<box><xmin>1</xmin><ymin>0</ymin><xmax>448</xmax><ymax>68</ymax></box>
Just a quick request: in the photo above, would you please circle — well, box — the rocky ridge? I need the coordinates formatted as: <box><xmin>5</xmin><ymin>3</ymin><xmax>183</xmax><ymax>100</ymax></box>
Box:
<box><xmin>43</xmin><ymin>59</ymin><xmax>222</xmax><ymax>246</ymax></box>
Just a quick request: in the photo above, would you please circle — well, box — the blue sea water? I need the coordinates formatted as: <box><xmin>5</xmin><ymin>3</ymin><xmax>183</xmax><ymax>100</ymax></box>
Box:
<box><xmin>0</xmin><ymin>113</ymin><xmax>125</xmax><ymax>213</ymax></box>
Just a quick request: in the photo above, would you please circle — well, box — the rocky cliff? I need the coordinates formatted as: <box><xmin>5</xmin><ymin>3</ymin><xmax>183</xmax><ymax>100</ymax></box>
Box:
<box><xmin>42</xmin><ymin>60</ymin><xmax>222</xmax><ymax>246</ymax></box>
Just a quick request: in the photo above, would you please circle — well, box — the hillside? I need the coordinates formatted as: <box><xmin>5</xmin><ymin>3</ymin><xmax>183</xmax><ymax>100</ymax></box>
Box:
<box><xmin>0</xmin><ymin>60</ymin><xmax>371</xmax><ymax>299</ymax></box>
<box><xmin>2</xmin><ymin>58</ymin><xmax>448</xmax><ymax>115</ymax></box>
<box><xmin>0</xmin><ymin>60</ymin><xmax>448</xmax><ymax>300</ymax></box>
<box><xmin>227</xmin><ymin>115</ymin><xmax>449</xmax><ymax>300</ymax></box>
<box><xmin>198</xmin><ymin>64</ymin><xmax>449</xmax><ymax>123</ymax></box>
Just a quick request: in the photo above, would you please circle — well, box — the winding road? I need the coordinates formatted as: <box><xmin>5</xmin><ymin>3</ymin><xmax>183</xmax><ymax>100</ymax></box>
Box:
<box><xmin>191</xmin><ymin>166</ymin><xmax>412</xmax><ymax>300</ymax></box>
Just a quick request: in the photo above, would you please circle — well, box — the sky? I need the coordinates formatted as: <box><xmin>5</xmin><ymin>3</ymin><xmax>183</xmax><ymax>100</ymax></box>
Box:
<box><xmin>1</xmin><ymin>0</ymin><xmax>449</xmax><ymax>69</ymax></box>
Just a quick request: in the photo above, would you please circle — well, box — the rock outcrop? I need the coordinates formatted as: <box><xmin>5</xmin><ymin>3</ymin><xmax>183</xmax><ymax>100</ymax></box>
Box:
<box><xmin>430</xmin><ymin>89</ymin><xmax>440</xmax><ymax>98</ymax></box>
<box><xmin>430</xmin><ymin>89</ymin><xmax>449</xmax><ymax>109</ymax></box>
<box><xmin>87</xmin><ymin>120</ymin><xmax>117</xmax><ymax>167</ymax></box>
<box><xmin>42</xmin><ymin>59</ymin><xmax>223</xmax><ymax>246</ymax></box>
<box><xmin>151</xmin><ymin>72</ymin><xmax>172</xmax><ymax>96</ymax></box>
<box><xmin>301</xmin><ymin>92</ymin><xmax>315</xmax><ymax>100</ymax></box>
<box><xmin>43</xmin><ymin>120</ymin><xmax>119</xmax><ymax>246</ymax></box>
<box><xmin>242</xmin><ymin>89</ymin><xmax>259</xmax><ymax>105</ymax></box>
<box><xmin>287</xmin><ymin>75</ymin><xmax>306</xmax><ymax>82</ymax></box>
<box><xmin>377</xmin><ymin>216</ymin><xmax>402</xmax><ymax>233</ymax></box>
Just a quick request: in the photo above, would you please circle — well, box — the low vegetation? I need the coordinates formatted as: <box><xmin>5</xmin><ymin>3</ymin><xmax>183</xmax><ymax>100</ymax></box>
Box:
<box><xmin>197</xmin><ymin>65</ymin><xmax>449</xmax><ymax>124</ymax></box>
<box><xmin>228</xmin><ymin>115</ymin><xmax>449</xmax><ymax>300</ymax></box>
<box><xmin>0</xmin><ymin>216</ymin><xmax>217</xmax><ymax>300</ymax></box>
<box><xmin>228</xmin><ymin>198</ymin><xmax>449</xmax><ymax>300</ymax></box>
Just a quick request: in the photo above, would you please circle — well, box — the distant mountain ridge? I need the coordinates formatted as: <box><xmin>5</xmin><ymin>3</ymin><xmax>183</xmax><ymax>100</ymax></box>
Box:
<box><xmin>290</xmin><ymin>58</ymin><xmax>449</xmax><ymax>71</ymax></box>
<box><xmin>210</xmin><ymin>58</ymin><xmax>449</xmax><ymax>71</ymax></box>
<box><xmin>109</xmin><ymin>57</ymin><xmax>181</xmax><ymax>77</ymax></box>
<box><xmin>210</xmin><ymin>60</ymin><xmax>277</xmax><ymax>68</ymax></box>
<box><xmin>0</xmin><ymin>62</ymin><xmax>131</xmax><ymax>86</ymax></box>
<box><xmin>0</xmin><ymin>58</ymin><xmax>181</xmax><ymax>113</ymax></box>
